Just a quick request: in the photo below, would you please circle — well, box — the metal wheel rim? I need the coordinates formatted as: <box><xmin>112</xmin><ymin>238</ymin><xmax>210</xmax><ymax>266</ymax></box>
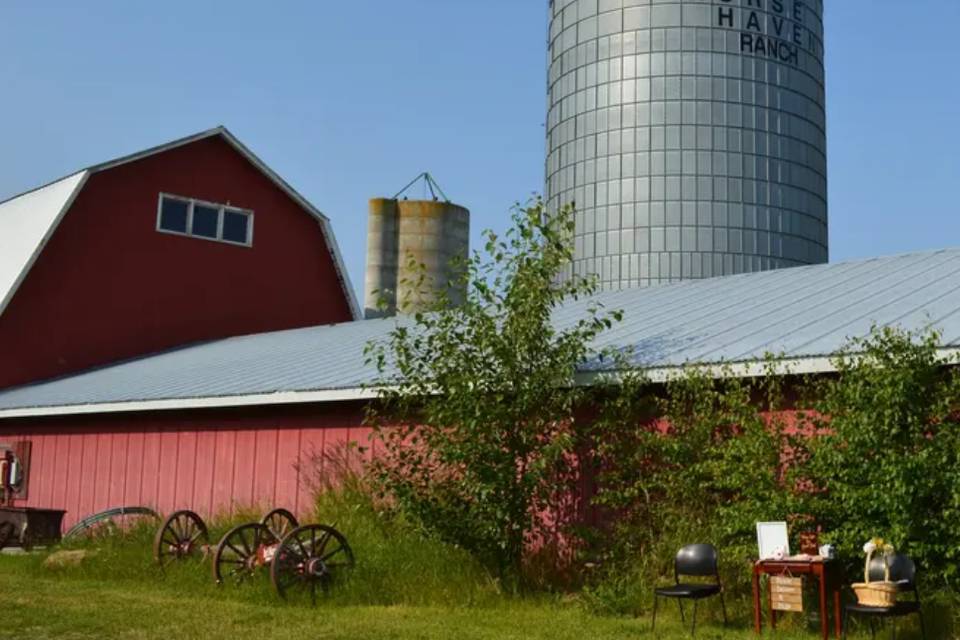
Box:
<box><xmin>260</xmin><ymin>508</ymin><xmax>299</xmax><ymax>541</ymax></box>
<box><xmin>271</xmin><ymin>524</ymin><xmax>354</xmax><ymax>605</ymax></box>
<box><xmin>213</xmin><ymin>522</ymin><xmax>276</xmax><ymax>585</ymax></box>
<box><xmin>153</xmin><ymin>510</ymin><xmax>209</xmax><ymax>568</ymax></box>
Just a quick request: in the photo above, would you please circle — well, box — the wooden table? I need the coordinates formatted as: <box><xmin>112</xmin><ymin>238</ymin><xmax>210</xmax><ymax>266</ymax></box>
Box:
<box><xmin>752</xmin><ymin>559</ymin><xmax>842</xmax><ymax>640</ymax></box>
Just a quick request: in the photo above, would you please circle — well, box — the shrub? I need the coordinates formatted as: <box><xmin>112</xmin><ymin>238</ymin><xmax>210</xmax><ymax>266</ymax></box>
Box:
<box><xmin>586</xmin><ymin>366</ymin><xmax>797</xmax><ymax>613</ymax></box>
<box><xmin>799</xmin><ymin>326</ymin><xmax>960</xmax><ymax>585</ymax></box>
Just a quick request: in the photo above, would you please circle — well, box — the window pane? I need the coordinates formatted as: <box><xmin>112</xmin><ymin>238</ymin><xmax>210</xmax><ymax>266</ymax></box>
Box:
<box><xmin>192</xmin><ymin>205</ymin><xmax>219</xmax><ymax>238</ymax></box>
<box><xmin>159</xmin><ymin>197</ymin><xmax>188</xmax><ymax>233</ymax></box>
<box><xmin>222</xmin><ymin>210</ymin><xmax>250</xmax><ymax>244</ymax></box>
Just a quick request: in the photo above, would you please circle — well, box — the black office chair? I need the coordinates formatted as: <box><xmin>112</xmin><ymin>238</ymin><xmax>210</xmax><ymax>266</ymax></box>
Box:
<box><xmin>842</xmin><ymin>553</ymin><xmax>926</xmax><ymax>640</ymax></box>
<box><xmin>652</xmin><ymin>543</ymin><xmax>728</xmax><ymax>634</ymax></box>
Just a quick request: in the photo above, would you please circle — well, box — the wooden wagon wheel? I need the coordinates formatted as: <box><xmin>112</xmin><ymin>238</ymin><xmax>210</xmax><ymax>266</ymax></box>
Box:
<box><xmin>270</xmin><ymin>524</ymin><xmax>354</xmax><ymax>605</ymax></box>
<box><xmin>153</xmin><ymin>510</ymin><xmax>209</xmax><ymax>568</ymax></box>
<box><xmin>260</xmin><ymin>508</ymin><xmax>299</xmax><ymax>540</ymax></box>
<box><xmin>213</xmin><ymin>522</ymin><xmax>277</xmax><ymax>585</ymax></box>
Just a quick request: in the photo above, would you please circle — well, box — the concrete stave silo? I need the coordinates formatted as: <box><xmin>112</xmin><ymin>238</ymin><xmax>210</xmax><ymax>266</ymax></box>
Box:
<box><xmin>364</xmin><ymin>198</ymin><xmax>470</xmax><ymax>318</ymax></box>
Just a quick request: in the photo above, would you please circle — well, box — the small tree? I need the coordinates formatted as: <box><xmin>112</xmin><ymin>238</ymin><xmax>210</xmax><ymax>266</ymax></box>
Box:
<box><xmin>364</xmin><ymin>199</ymin><xmax>622</xmax><ymax>583</ymax></box>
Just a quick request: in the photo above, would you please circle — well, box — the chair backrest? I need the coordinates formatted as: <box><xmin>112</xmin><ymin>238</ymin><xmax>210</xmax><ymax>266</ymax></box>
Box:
<box><xmin>675</xmin><ymin>544</ymin><xmax>719</xmax><ymax>581</ymax></box>
<box><xmin>867</xmin><ymin>553</ymin><xmax>917</xmax><ymax>586</ymax></box>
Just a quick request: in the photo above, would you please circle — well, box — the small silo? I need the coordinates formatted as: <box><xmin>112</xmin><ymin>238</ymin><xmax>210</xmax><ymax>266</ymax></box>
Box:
<box><xmin>364</xmin><ymin>174</ymin><xmax>470</xmax><ymax>318</ymax></box>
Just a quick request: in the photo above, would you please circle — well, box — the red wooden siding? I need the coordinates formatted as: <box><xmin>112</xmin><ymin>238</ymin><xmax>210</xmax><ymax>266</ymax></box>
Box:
<box><xmin>0</xmin><ymin>134</ymin><xmax>354</xmax><ymax>390</ymax></box>
<box><xmin>0</xmin><ymin>402</ymin><xmax>370</xmax><ymax>530</ymax></box>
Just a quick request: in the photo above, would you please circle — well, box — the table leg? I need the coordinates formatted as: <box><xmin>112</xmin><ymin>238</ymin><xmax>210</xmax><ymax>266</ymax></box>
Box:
<box><xmin>753</xmin><ymin>568</ymin><xmax>762</xmax><ymax>634</ymax></box>
<box><xmin>819</xmin><ymin>573</ymin><xmax>829</xmax><ymax>640</ymax></box>
<box><xmin>834</xmin><ymin>584</ymin><xmax>842</xmax><ymax>638</ymax></box>
<box><xmin>769</xmin><ymin>577</ymin><xmax>777</xmax><ymax>629</ymax></box>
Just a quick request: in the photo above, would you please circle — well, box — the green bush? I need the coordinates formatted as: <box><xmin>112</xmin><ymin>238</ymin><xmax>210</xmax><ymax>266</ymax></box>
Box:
<box><xmin>800</xmin><ymin>326</ymin><xmax>960</xmax><ymax>585</ymax></box>
<box><xmin>586</xmin><ymin>366</ymin><xmax>795</xmax><ymax>614</ymax></box>
<box><xmin>586</xmin><ymin>326</ymin><xmax>960</xmax><ymax>613</ymax></box>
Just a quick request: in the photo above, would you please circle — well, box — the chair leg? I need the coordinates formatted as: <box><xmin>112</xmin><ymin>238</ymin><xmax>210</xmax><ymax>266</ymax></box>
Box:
<box><xmin>719</xmin><ymin>592</ymin><xmax>729</xmax><ymax>627</ymax></box>
<box><xmin>841</xmin><ymin>609</ymin><xmax>848</xmax><ymax>640</ymax></box>
<box><xmin>691</xmin><ymin>600</ymin><xmax>698</xmax><ymax>636</ymax></box>
<box><xmin>918</xmin><ymin>609</ymin><xmax>928</xmax><ymax>640</ymax></box>
<box><xmin>890</xmin><ymin>618</ymin><xmax>896</xmax><ymax>640</ymax></box>
<box><xmin>868</xmin><ymin>617</ymin><xmax>876</xmax><ymax>640</ymax></box>
<box><xmin>678</xmin><ymin>599</ymin><xmax>686</xmax><ymax>623</ymax></box>
<box><xmin>651</xmin><ymin>595</ymin><xmax>658</xmax><ymax>632</ymax></box>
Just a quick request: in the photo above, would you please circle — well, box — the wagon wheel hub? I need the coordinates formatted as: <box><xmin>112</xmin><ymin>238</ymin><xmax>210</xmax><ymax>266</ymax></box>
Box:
<box><xmin>305</xmin><ymin>557</ymin><xmax>328</xmax><ymax>578</ymax></box>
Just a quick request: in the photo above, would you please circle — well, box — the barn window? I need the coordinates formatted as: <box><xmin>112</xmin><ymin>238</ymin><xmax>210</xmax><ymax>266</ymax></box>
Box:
<box><xmin>156</xmin><ymin>194</ymin><xmax>254</xmax><ymax>246</ymax></box>
<box><xmin>158</xmin><ymin>197</ymin><xmax>189</xmax><ymax>233</ymax></box>
<box><xmin>191</xmin><ymin>204</ymin><xmax>220</xmax><ymax>239</ymax></box>
<box><xmin>222</xmin><ymin>210</ymin><xmax>251</xmax><ymax>244</ymax></box>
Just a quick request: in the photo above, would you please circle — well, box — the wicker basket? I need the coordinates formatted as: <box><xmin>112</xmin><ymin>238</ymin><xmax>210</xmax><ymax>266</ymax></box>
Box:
<box><xmin>852</xmin><ymin>549</ymin><xmax>897</xmax><ymax>608</ymax></box>
<box><xmin>852</xmin><ymin>581</ymin><xmax>898</xmax><ymax>607</ymax></box>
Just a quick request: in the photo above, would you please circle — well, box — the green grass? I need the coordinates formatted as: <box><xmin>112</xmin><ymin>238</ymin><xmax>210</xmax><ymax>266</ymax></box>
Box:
<box><xmin>0</xmin><ymin>551</ymin><xmax>799</xmax><ymax>640</ymax></box>
<box><xmin>3</xmin><ymin>545</ymin><xmax>937</xmax><ymax>640</ymax></box>
<box><xmin>0</xmin><ymin>491</ymin><xmax>941</xmax><ymax>639</ymax></box>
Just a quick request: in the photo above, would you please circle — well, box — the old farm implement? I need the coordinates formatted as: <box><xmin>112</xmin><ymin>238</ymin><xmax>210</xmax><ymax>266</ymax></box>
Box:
<box><xmin>153</xmin><ymin>508</ymin><xmax>354</xmax><ymax>604</ymax></box>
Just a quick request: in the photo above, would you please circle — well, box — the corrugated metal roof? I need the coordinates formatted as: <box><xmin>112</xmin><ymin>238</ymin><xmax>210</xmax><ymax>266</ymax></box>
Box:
<box><xmin>0</xmin><ymin>127</ymin><xmax>360</xmax><ymax>320</ymax></box>
<box><xmin>2</xmin><ymin>247</ymin><xmax>960</xmax><ymax>418</ymax></box>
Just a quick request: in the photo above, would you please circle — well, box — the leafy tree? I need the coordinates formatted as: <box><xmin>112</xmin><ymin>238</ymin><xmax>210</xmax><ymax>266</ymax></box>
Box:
<box><xmin>799</xmin><ymin>326</ymin><xmax>960</xmax><ymax>584</ymax></box>
<box><xmin>364</xmin><ymin>199</ymin><xmax>623</xmax><ymax>584</ymax></box>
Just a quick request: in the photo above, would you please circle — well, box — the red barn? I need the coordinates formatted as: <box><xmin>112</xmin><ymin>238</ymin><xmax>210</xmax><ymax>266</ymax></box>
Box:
<box><xmin>1</xmin><ymin>139</ymin><xmax>959</xmax><ymax>538</ymax></box>
<box><xmin>0</xmin><ymin>127</ymin><xmax>358</xmax><ymax>391</ymax></box>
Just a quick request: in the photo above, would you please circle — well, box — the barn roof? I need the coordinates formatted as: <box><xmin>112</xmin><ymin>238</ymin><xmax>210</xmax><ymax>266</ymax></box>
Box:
<box><xmin>1</xmin><ymin>247</ymin><xmax>960</xmax><ymax>419</ymax></box>
<box><xmin>0</xmin><ymin>126</ymin><xmax>359</xmax><ymax>320</ymax></box>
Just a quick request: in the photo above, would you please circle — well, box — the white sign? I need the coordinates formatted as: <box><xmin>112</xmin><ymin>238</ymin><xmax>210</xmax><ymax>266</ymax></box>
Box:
<box><xmin>757</xmin><ymin>521</ymin><xmax>790</xmax><ymax>560</ymax></box>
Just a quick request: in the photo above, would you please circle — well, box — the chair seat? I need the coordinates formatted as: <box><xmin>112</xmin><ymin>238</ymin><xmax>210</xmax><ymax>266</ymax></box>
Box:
<box><xmin>655</xmin><ymin>583</ymin><xmax>721</xmax><ymax>599</ymax></box>
<box><xmin>846</xmin><ymin>601</ymin><xmax>921</xmax><ymax>616</ymax></box>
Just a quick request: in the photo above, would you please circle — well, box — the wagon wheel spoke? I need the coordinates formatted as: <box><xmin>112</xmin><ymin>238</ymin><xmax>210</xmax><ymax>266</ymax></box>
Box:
<box><xmin>293</xmin><ymin>533</ymin><xmax>310</xmax><ymax>559</ymax></box>
<box><xmin>154</xmin><ymin>510</ymin><xmax>207</xmax><ymax>568</ymax></box>
<box><xmin>213</xmin><ymin>523</ymin><xmax>270</xmax><ymax>585</ymax></box>
<box><xmin>314</xmin><ymin>528</ymin><xmax>333</xmax><ymax>557</ymax></box>
<box><xmin>261</xmin><ymin>509</ymin><xmax>299</xmax><ymax>540</ymax></box>
<box><xmin>175</xmin><ymin>515</ymin><xmax>191</xmax><ymax>541</ymax></box>
<box><xmin>178</xmin><ymin>516</ymin><xmax>192</xmax><ymax>540</ymax></box>
<box><xmin>320</xmin><ymin>541</ymin><xmax>346</xmax><ymax>562</ymax></box>
<box><xmin>238</xmin><ymin>529</ymin><xmax>253</xmax><ymax>556</ymax></box>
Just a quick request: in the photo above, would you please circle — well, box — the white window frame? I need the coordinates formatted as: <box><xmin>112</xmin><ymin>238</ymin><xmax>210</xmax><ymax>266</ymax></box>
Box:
<box><xmin>156</xmin><ymin>193</ymin><xmax>254</xmax><ymax>247</ymax></box>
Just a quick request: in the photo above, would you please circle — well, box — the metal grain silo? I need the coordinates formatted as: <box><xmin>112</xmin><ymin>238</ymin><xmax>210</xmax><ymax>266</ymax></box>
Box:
<box><xmin>364</xmin><ymin>193</ymin><xmax>470</xmax><ymax>318</ymax></box>
<box><xmin>546</xmin><ymin>0</ymin><xmax>828</xmax><ymax>289</ymax></box>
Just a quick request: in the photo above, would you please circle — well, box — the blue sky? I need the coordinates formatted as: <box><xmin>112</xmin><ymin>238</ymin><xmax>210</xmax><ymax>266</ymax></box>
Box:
<box><xmin>1</xmin><ymin>1</ymin><xmax>958</xmax><ymax>299</ymax></box>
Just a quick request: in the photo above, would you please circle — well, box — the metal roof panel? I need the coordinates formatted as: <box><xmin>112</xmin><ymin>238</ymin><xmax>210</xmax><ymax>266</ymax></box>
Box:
<box><xmin>2</xmin><ymin>248</ymin><xmax>960</xmax><ymax>416</ymax></box>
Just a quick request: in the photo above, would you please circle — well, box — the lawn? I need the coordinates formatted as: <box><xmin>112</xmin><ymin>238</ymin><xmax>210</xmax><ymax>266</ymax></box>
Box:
<box><xmin>0</xmin><ymin>550</ymin><xmax>883</xmax><ymax>640</ymax></box>
<box><xmin>0</xmin><ymin>505</ymin><xmax>938</xmax><ymax>640</ymax></box>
